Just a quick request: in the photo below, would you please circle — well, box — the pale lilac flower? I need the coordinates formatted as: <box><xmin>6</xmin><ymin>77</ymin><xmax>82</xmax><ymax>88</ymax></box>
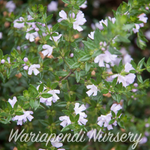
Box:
<box><xmin>97</xmin><ymin>113</ymin><xmax>113</xmax><ymax>130</ymax></box>
<box><xmin>12</xmin><ymin>111</ymin><xmax>34</xmax><ymax>125</ymax></box>
<box><xmin>6</xmin><ymin>1</ymin><xmax>16</xmax><ymax>12</ymax></box>
<box><xmin>51</xmin><ymin>137</ymin><xmax>63</xmax><ymax>148</ymax></box>
<box><xmin>87</xmin><ymin>129</ymin><xmax>102</xmax><ymax>140</ymax></box>
<box><xmin>125</xmin><ymin>62</ymin><xmax>135</xmax><ymax>73</ymax></box>
<box><xmin>145</xmin><ymin>30</ymin><xmax>150</xmax><ymax>40</ymax></box>
<box><xmin>47</xmin><ymin>1</ymin><xmax>58</xmax><ymax>12</ymax></box>
<box><xmin>145</xmin><ymin>131</ymin><xmax>149</xmax><ymax>136</ymax></box>
<box><xmin>78</xmin><ymin>115</ymin><xmax>88</xmax><ymax>125</ymax></box>
<box><xmin>134</xmin><ymin>83</ymin><xmax>138</xmax><ymax>87</ymax></box>
<box><xmin>0</xmin><ymin>32</ymin><xmax>2</xmax><ymax>39</ymax></box>
<box><xmin>7</xmin><ymin>57</ymin><xmax>10</xmax><ymax>63</ymax></box>
<box><xmin>1</xmin><ymin>59</ymin><xmax>5</xmax><ymax>64</ymax></box>
<box><xmin>73</xmin><ymin>11</ymin><xmax>86</xmax><ymax>32</ymax></box>
<box><xmin>28</xmin><ymin>64</ymin><xmax>40</xmax><ymax>75</ymax></box>
<box><xmin>139</xmin><ymin>137</ymin><xmax>147</xmax><ymax>144</ymax></box>
<box><xmin>23</xmin><ymin>65</ymin><xmax>28</xmax><ymax>70</ymax></box>
<box><xmin>58</xmin><ymin>10</ymin><xmax>68</xmax><ymax>22</ymax></box>
<box><xmin>88</xmin><ymin>31</ymin><xmax>95</xmax><ymax>40</ymax></box>
<box><xmin>133</xmin><ymin>24</ymin><xmax>141</xmax><ymax>33</ymax></box>
<box><xmin>132</xmin><ymin>89</ymin><xmax>138</xmax><ymax>92</ymax></box>
<box><xmin>123</xmin><ymin>54</ymin><xmax>133</xmax><ymax>64</ymax></box>
<box><xmin>59</xmin><ymin>116</ymin><xmax>71</xmax><ymax>127</ymax></box>
<box><xmin>138</xmin><ymin>13</ymin><xmax>148</xmax><ymax>23</ymax></box>
<box><xmin>39</xmin><ymin>149</ymin><xmax>45</xmax><ymax>150</ymax></box>
<box><xmin>145</xmin><ymin>123</ymin><xmax>150</xmax><ymax>128</ymax></box>
<box><xmin>14</xmin><ymin>17</ymin><xmax>25</xmax><ymax>29</ymax></box>
<box><xmin>111</xmin><ymin>103</ymin><xmax>122</xmax><ymax>115</ymax></box>
<box><xmin>23</xmin><ymin>57</ymin><xmax>28</xmax><ymax>62</ymax></box>
<box><xmin>79</xmin><ymin>0</ymin><xmax>87</xmax><ymax>9</ymax></box>
<box><xmin>42</xmin><ymin>45</ymin><xmax>53</xmax><ymax>57</ymax></box>
<box><xmin>86</xmin><ymin>84</ymin><xmax>98</xmax><ymax>96</ymax></box>
<box><xmin>8</xmin><ymin>96</ymin><xmax>17</xmax><ymax>108</ymax></box>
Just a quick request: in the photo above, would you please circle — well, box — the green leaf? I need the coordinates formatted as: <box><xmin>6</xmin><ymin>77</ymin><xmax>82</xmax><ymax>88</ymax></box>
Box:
<box><xmin>70</xmin><ymin>62</ymin><xmax>80</xmax><ymax>69</ymax></box>
<box><xmin>38</xmin><ymin>83</ymin><xmax>44</xmax><ymax>92</ymax></box>
<box><xmin>52</xmin><ymin>23</ymin><xmax>59</xmax><ymax>31</ymax></box>
<box><xmin>82</xmin><ymin>40</ymin><xmax>97</xmax><ymax>50</ymax></box>
<box><xmin>147</xmin><ymin>57</ymin><xmax>150</xmax><ymax>66</ymax></box>
<box><xmin>79</xmin><ymin>55</ymin><xmax>91</xmax><ymax>61</ymax></box>
<box><xmin>29</xmin><ymin>84</ymin><xmax>38</xmax><ymax>96</ymax></box>
<box><xmin>27</xmin><ymin>8</ymin><xmax>34</xmax><ymax>17</ymax></box>
<box><xmin>137</xmin><ymin>57</ymin><xmax>145</xmax><ymax>69</ymax></box>
<box><xmin>76</xmin><ymin>0</ymin><xmax>85</xmax><ymax>6</ymax></box>
<box><xmin>46</xmin><ymin>14</ymin><xmax>53</xmax><ymax>22</ymax></box>
<box><xmin>0</xmin><ymin>49</ymin><xmax>3</xmax><ymax>59</ymax></box>
<box><xmin>61</xmin><ymin>124</ymin><xmax>73</xmax><ymax>132</ymax></box>
<box><xmin>109</xmin><ymin>46</ymin><xmax>122</xmax><ymax>55</ymax></box>
<box><xmin>137</xmin><ymin>74</ymin><xmax>143</xmax><ymax>83</ymax></box>
<box><xmin>85</xmin><ymin>62</ymin><xmax>91</xmax><ymax>72</ymax></box>
<box><xmin>38</xmin><ymin>45</ymin><xmax>43</xmax><ymax>52</ymax></box>
<box><xmin>41</xmin><ymin>93</ymin><xmax>52</xmax><ymax>98</ymax></box>
<box><xmin>101</xmin><ymin>89</ymin><xmax>109</xmax><ymax>94</ymax></box>
<box><xmin>75</xmin><ymin>71</ymin><xmax>80</xmax><ymax>83</ymax></box>
<box><xmin>122</xmin><ymin>24</ymin><xmax>135</xmax><ymax>31</ymax></box>
<box><xmin>111</xmin><ymin>111</ymin><xmax>116</xmax><ymax>118</ymax></box>
<box><xmin>62</xmin><ymin>0</ymin><xmax>70</xmax><ymax>4</ymax></box>
<box><xmin>56</xmin><ymin>71</ymin><xmax>69</xmax><ymax>77</ymax></box>
<box><xmin>112</xmin><ymin>94</ymin><xmax>121</xmax><ymax>103</ymax></box>
<box><xmin>109</xmin><ymin>119</ymin><xmax>115</xmax><ymax>125</ymax></box>
<box><xmin>117</xmin><ymin>109</ymin><xmax>122</xmax><ymax>117</ymax></box>
<box><xmin>36</xmin><ymin>23</ymin><xmax>46</xmax><ymax>33</ymax></box>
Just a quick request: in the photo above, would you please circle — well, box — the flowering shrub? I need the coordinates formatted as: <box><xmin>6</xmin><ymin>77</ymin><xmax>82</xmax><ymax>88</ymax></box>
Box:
<box><xmin>0</xmin><ymin>0</ymin><xmax>150</xmax><ymax>150</ymax></box>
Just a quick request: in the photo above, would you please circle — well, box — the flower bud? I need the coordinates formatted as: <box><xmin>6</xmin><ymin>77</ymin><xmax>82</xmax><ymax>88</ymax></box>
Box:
<box><xmin>23</xmin><ymin>57</ymin><xmax>28</xmax><ymax>62</ymax></box>
<box><xmin>1</xmin><ymin>59</ymin><xmax>5</xmax><ymax>64</ymax></box>
<box><xmin>70</xmin><ymin>53</ymin><xmax>74</xmax><ymax>57</ymax></box>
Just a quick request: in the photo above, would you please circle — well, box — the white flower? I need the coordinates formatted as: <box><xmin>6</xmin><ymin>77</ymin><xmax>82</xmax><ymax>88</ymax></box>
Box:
<box><xmin>42</xmin><ymin>45</ymin><xmax>53</xmax><ymax>57</ymax></box>
<box><xmin>94</xmin><ymin>51</ymin><xmax>117</xmax><ymax>67</ymax></box>
<box><xmin>112</xmin><ymin>73</ymin><xmax>136</xmax><ymax>87</ymax></box>
<box><xmin>138</xmin><ymin>13</ymin><xmax>148</xmax><ymax>23</ymax></box>
<box><xmin>124</xmin><ymin>62</ymin><xmax>135</xmax><ymax>73</ymax></box>
<box><xmin>0</xmin><ymin>32</ymin><xmax>2</xmax><ymax>39</ymax></box>
<box><xmin>13</xmin><ymin>17</ymin><xmax>25</xmax><ymax>29</ymax></box>
<box><xmin>12</xmin><ymin>111</ymin><xmax>34</xmax><ymax>125</ymax></box>
<box><xmin>58</xmin><ymin>10</ymin><xmax>68</xmax><ymax>22</ymax></box>
<box><xmin>133</xmin><ymin>24</ymin><xmax>141</xmax><ymax>33</ymax></box>
<box><xmin>28</xmin><ymin>64</ymin><xmax>40</xmax><ymax>75</ymax></box>
<box><xmin>47</xmin><ymin>1</ymin><xmax>58</xmax><ymax>12</ymax></box>
<box><xmin>86</xmin><ymin>84</ymin><xmax>98</xmax><ymax>96</ymax></box>
<box><xmin>111</xmin><ymin>103</ymin><xmax>122</xmax><ymax>115</ymax></box>
<box><xmin>50</xmin><ymin>33</ymin><xmax>62</xmax><ymax>42</ymax></box>
<box><xmin>73</xmin><ymin>11</ymin><xmax>86</xmax><ymax>32</ymax></box>
<box><xmin>59</xmin><ymin>116</ymin><xmax>71</xmax><ymax>127</ymax></box>
<box><xmin>123</xmin><ymin>54</ymin><xmax>133</xmax><ymax>64</ymax></box>
<box><xmin>74</xmin><ymin>103</ymin><xmax>86</xmax><ymax>115</ymax></box>
<box><xmin>25</xmin><ymin>32</ymin><xmax>38</xmax><ymax>42</ymax></box>
<box><xmin>78</xmin><ymin>115</ymin><xmax>88</xmax><ymax>125</ymax></box>
<box><xmin>40</xmin><ymin>97</ymin><xmax>53</xmax><ymax>106</ymax></box>
<box><xmin>48</xmin><ymin>90</ymin><xmax>60</xmax><ymax>103</ymax></box>
<box><xmin>79</xmin><ymin>0</ymin><xmax>87</xmax><ymax>9</ymax></box>
<box><xmin>88</xmin><ymin>31</ymin><xmax>95</xmax><ymax>40</ymax></box>
<box><xmin>6</xmin><ymin>1</ymin><xmax>16</xmax><ymax>12</ymax></box>
<box><xmin>8</xmin><ymin>96</ymin><xmax>17</xmax><ymax>108</ymax></box>
<box><xmin>97</xmin><ymin>113</ymin><xmax>113</xmax><ymax>130</ymax></box>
